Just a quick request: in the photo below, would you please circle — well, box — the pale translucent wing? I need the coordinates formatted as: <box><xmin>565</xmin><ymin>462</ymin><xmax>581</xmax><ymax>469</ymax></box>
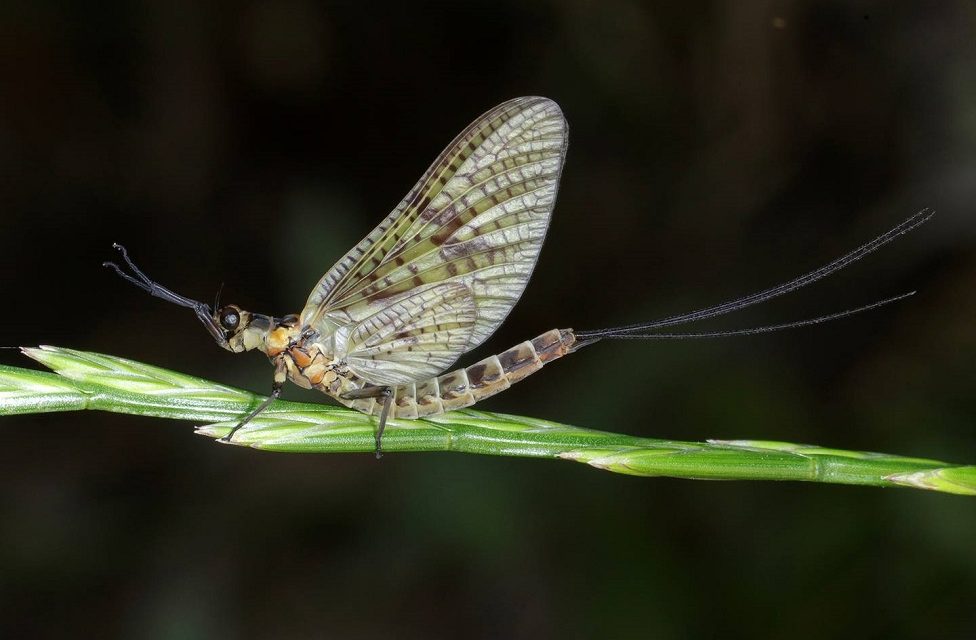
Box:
<box><xmin>343</xmin><ymin>282</ymin><xmax>477</xmax><ymax>386</ymax></box>
<box><xmin>301</xmin><ymin>97</ymin><xmax>568</xmax><ymax>366</ymax></box>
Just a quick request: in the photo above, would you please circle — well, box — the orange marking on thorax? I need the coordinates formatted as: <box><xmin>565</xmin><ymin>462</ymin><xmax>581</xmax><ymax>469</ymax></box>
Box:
<box><xmin>265</xmin><ymin>325</ymin><xmax>300</xmax><ymax>357</ymax></box>
<box><xmin>288</xmin><ymin>346</ymin><xmax>313</xmax><ymax>368</ymax></box>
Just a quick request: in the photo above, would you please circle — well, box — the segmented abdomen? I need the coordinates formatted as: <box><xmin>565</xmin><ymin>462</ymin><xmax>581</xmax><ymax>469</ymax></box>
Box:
<box><xmin>348</xmin><ymin>329</ymin><xmax>577</xmax><ymax>419</ymax></box>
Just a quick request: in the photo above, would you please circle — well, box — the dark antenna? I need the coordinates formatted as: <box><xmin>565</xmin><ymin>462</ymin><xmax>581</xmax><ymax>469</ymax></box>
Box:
<box><xmin>214</xmin><ymin>282</ymin><xmax>225</xmax><ymax>313</ymax></box>
<box><xmin>575</xmin><ymin>210</ymin><xmax>932</xmax><ymax>342</ymax></box>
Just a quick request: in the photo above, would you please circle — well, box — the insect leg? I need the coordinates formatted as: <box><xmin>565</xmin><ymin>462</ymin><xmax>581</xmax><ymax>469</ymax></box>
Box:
<box><xmin>105</xmin><ymin>244</ymin><xmax>198</xmax><ymax>308</ymax></box>
<box><xmin>104</xmin><ymin>244</ymin><xmax>227</xmax><ymax>344</ymax></box>
<box><xmin>375</xmin><ymin>392</ymin><xmax>393</xmax><ymax>459</ymax></box>
<box><xmin>221</xmin><ymin>357</ymin><xmax>287</xmax><ymax>442</ymax></box>
<box><xmin>340</xmin><ymin>385</ymin><xmax>394</xmax><ymax>458</ymax></box>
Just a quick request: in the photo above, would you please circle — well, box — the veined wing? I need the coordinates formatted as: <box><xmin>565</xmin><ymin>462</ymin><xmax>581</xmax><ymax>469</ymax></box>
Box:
<box><xmin>302</xmin><ymin>96</ymin><xmax>568</xmax><ymax>381</ymax></box>
<box><xmin>343</xmin><ymin>282</ymin><xmax>477</xmax><ymax>385</ymax></box>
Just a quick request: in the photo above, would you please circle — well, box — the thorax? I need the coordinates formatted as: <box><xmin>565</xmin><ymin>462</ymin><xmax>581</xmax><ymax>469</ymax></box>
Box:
<box><xmin>265</xmin><ymin>318</ymin><xmax>364</xmax><ymax>394</ymax></box>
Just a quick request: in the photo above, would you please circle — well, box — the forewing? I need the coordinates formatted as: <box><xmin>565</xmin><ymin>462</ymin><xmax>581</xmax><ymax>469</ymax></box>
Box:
<box><xmin>343</xmin><ymin>282</ymin><xmax>477</xmax><ymax>386</ymax></box>
<box><xmin>302</xmin><ymin>97</ymin><xmax>568</xmax><ymax>360</ymax></box>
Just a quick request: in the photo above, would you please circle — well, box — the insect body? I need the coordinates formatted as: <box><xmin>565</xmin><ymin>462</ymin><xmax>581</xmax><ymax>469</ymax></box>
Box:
<box><xmin>105</xmin><ymin>97</ymin><xmax>931</xmax><ymax>454</ymax></box>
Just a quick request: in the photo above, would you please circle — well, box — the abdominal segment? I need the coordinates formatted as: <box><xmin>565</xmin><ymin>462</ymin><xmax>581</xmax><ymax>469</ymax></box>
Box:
<box><xmin>323</xmin><ymin>328</ymin><xmax>578</xmax><ymax>419</ymax></box>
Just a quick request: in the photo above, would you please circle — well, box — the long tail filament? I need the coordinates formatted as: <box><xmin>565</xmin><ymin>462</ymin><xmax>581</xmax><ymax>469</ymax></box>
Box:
<box><xmin>575</xmin><ymin>209</ymin><xmax>932</xmax><ymax>342</ymax></box>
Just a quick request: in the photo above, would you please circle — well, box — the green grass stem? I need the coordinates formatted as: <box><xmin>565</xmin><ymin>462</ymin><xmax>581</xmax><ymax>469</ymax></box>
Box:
<box><xmin>1</xmin><ymin>346</ymin><xmax>972</xmax><ymax>496</ymax></box>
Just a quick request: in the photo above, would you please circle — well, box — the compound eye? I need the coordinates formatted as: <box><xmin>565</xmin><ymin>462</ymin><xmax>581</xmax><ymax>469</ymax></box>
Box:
<box><xmin>219</xmin><ymin>307</ymin><xmax>240</xmax><ymax>331</ymax></box>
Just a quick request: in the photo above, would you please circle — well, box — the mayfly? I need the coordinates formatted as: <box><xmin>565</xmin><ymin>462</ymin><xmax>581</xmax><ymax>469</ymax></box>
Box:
<box><xmin>105</xmin><ymin>97</ymin><xmax>932</xmax><ymax>454</ymax></box>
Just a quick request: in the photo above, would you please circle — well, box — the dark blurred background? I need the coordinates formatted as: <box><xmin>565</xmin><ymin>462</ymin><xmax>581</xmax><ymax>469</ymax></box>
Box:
<box><xmin>1</xmin><ymin>1</ymin><xmax>974</xmax><ymax>638</ymax></box>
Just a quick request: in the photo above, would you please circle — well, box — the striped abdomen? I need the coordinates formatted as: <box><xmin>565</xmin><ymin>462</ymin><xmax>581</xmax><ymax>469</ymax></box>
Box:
<box><xmin>339</xmin><ymin>329</ymin><xmax>578</xmax><ymax>419</ymax></box>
